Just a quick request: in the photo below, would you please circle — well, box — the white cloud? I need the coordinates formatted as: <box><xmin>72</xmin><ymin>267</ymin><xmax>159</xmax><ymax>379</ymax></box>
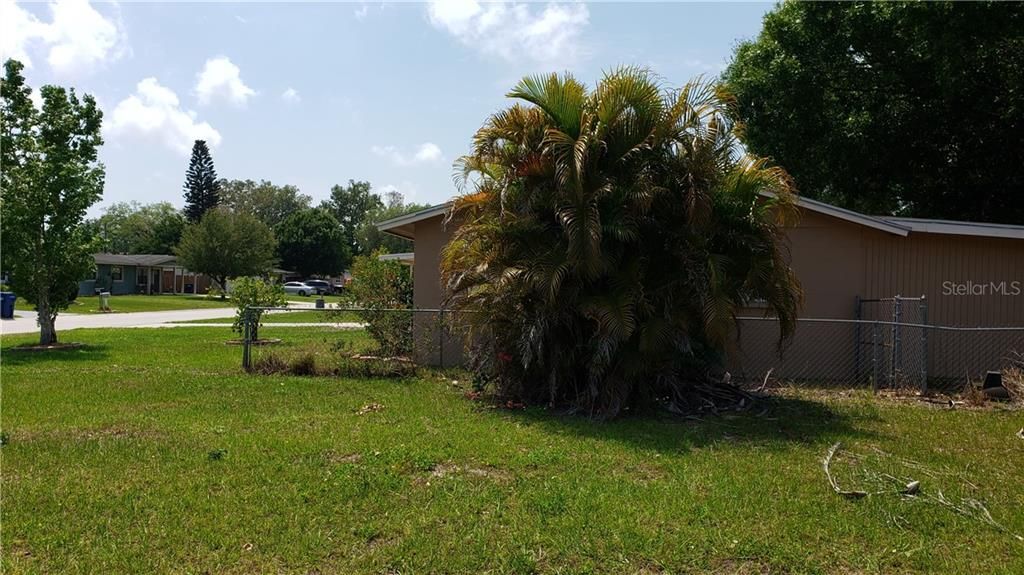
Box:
<box><xmin>371</xmin><ymin>142</ymin><xmax>444</xmax><ymax>166</ymax></box>
<box><xmin>413</xmin><ymin>142</ymin><xmax>442</xmax><ymax>163</ymax></box>
<box><xmin>0</xmin><ymin>0</ymin><xmax>127</xmax><ymax>75</ymax></box>
<box><xmin>106</xmin><ymin>78</ymin><xmax>221</xmax><ymax>155</ymax></box>
<box><xmin>281</xmin><ymin>87</ymin><xmax>301</xmax><ymax>104</ymax></box>
<box><xmin>194</xmin><ymin>56</ymin><xmax>256</xmax><ymax>107</ymax></box>
<box><xmin>353</xmin><ymin>2</ymin><xmax>369</xmax><ymax>20</ymax></box>
<box><xmin>427</xmin><ymin>0</ymin><xmax>589</xmax><ymax>65</ymax></box>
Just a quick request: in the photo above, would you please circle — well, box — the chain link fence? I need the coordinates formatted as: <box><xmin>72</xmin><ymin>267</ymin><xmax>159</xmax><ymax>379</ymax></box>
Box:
<box><xmin>235</xmin><ymin>305</ymin><xmax>1023</xmax><ymax>393</ymax></box>
<box><xmin>238</xmin><ymin>306</ymin><xmax>465</xmax><ymax>372</ymax></box>
<box><xmin>729</xmin><ymin>317</ymin><xmax>1024</xmax><ymax>392</ymax></box>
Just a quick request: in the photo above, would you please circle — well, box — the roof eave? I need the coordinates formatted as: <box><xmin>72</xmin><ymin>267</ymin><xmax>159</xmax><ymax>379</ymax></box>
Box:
<box><xmin>763</xmin><ymin>193</ymin><xmax>911</xmax><ymax>236</ymax></box>
<box><xmin>375</xmin><ymin>203</ymin><xmax>452</xmax><ymax>240</ymax></box>
<box><xmin>882</xmin><ymin>217</ymin><xmax>1024</xmax><ymax>240</ymax></box>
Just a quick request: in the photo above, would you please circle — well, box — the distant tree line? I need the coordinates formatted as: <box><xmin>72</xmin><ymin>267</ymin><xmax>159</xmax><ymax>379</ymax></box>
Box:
<box><xmin>83</xmin><ymin>141</ymin><xmax>428</xmax><ymax>291</ymax></box>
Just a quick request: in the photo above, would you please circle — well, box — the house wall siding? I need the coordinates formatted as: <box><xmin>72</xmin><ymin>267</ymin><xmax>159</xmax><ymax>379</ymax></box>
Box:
<box><xmin>410</xmin><ymin>214</ymin><xmax>464</xmax><ymax>367</ymax></box>
<box><xmin>406</xmin><ymin>207</ymin><xmax>1024</xmax><ymax>376</ymax></box>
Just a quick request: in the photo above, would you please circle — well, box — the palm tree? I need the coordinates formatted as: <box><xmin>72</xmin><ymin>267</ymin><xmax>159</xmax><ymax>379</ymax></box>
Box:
<box><xmin>442</xmin><ymin>68</ymin><xmax>802</xmax><ymax>417</ymax></box>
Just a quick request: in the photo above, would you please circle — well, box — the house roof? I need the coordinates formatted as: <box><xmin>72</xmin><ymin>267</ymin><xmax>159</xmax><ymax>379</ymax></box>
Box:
<box><xmin>879</xmin><ymin>217</ymin><xmax>1024</xmax><ymax>240</ymax></box>
<box><xmin>788</xmin><ymin>195</ymin><xmax>911</xmax><ymax>236</ymax></box>
<box><xmin>380</xmin><ymin>195</ymin><xmax>1024</xmax><ymax>242</ymax></box>
<box><xmin>376</xmin><ymin>203</ymin><xmax>452</xmax><ymax>240</ymax></box>
<box><xmin>93</xmin><ymin>253</ymin><xmax>178</xmax><ymax>266</ymax></box>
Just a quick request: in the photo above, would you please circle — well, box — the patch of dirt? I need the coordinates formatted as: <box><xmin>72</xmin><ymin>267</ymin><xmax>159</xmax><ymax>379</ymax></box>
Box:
<box><xmin>710</xmin><ymin>558</ymin><xmax>772</xmax><ymax>575</ymax></box>
<box><xmin>8</xmin><ymin>342</ymin><xmax>86</xmax><ymax>352</ymax></box>
<box><xmin>427</xmin><ymin>462</ymin><xmax>511</xmax><ymax>482</ymax></box>
<box><xmin>623</xmin><ymin>463</ymin><xmax>668</xmax><ymax>484</ymax></box>
<box><xmin>355</xmin><ymin>403</ymin><xmax>384</xmax><ymax>415</ymax></box>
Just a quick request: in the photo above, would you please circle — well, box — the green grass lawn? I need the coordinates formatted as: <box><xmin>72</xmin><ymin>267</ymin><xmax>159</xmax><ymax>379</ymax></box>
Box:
<box><xmin>15</xmin><ymin>294</ymin><xmax>234</xmax><ymax>314</ymax></box>
<box><xmin>3</xmin><ymin>327</ymin><xmax>1023</xmax><ymax>574</ymax></box>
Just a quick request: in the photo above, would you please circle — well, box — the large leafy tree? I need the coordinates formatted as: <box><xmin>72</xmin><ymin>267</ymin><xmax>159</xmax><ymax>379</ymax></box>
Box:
<box><xmin>1</xmin><ymin>59</ymin><xmax>105</xmax><ymax>345</ymax></box>
<box><xmin>86</xmin><ymin>201</ymin><xmax>185</xmax><ymax>254</ymax></box>
<box><xmin>442</xmin><ymin>69</ymin><xmax>802</xmax><ymax>418</ymax></box>
<box><xmin>355</xmin><ymin>190</ymin><xmax>429</xmax><ymax>255</ymax></box>
<box><xmin>319</xmin><ymin>179</ymin><xmax>383</xmax><ymax>257</ymax></box>
<box><xmin>175</xmin><ymin>208</ymin><xmax>277</xmax><ymax>299</ymax></box>
<box><xmin>275</xmin><ymin>207</ymin><xmax>350</xmax><ymax>277</ymax></box>
<box><xmin>724</xmin><ymin>1</ymin><xmax>1024</xmax><ymax>222</ymax></box>
<box><xmin>219</xmin><ymin>179</ymin><xmax>312</xmax><ymax>228</ymax></box>
<box><xmin>182</xmin><ymin>139</ymin><xmax>221</xmax><ymax>223</ymax></box>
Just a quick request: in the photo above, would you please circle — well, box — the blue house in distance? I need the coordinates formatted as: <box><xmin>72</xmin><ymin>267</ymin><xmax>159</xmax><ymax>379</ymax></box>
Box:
<box><xmin>79</xmin><ymin>254</ymin><xmax>211</xmax><ymax>296</ymax></box>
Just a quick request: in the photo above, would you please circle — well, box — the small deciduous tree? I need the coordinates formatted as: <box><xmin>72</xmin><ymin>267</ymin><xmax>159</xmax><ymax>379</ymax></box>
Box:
<box><xmin>275</xmin><ymin>207</ymin><xmax>350</xmax><ymax>277</ymax></box>
<box><xmin>347</xmin><ymin>251</ymin><xmax>413</xmax><ymax>358</ymax></box>
<box><xmin>86</xmin><ymin>201</ymin><xmax>185</xmax><ymax>254</ymax></box>
<box><xmin>218</xmin><ymin>179</ymin><xmax>312</xmax><ymax>228</ymax></box>
<box><xmin>175</xmin><ymin>208</ymin><xmax>277</xmax><ymax>299</ymax></box>
<box><xmin>182</xmin><ymin>140</ymin><xmax>221</xmax><ymax>223</ymax></box>
<box><xmin>319</xmin><ymin>180</ymin><xmax>383</xmax><ymax>257</ymax></box>
<box><xmin>230</xmin><ymin>276</ymin><xmax>286</xmax><ymax>342</ymax></box>
<box><xmin>1</xmin><ymin>59</ymin><xmax>105</xmax><ymax>345</ymax></box>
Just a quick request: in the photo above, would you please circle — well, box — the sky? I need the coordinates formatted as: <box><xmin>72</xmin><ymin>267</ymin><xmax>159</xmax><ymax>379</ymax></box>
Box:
<box><xmin>2</xmin><ymin>0</ymin><xmax>774</xmax><ymax>217</ymax></box>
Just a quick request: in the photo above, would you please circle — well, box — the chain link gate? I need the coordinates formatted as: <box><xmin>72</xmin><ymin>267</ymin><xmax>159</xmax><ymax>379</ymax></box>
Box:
<box><xmin>856</xmin><ymin>295</ymin><xmax>928</xmax><ymax>391</ymax></box>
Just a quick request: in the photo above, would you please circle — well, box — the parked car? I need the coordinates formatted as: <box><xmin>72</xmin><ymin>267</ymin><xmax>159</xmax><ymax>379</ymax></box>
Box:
<box><xmin>282</xmin><ymin>281</ymin><xmax>317</xmax><ymax>297</ymax></box>
<box><xmin>302</xmin><ymin>279</ymin><xmax>333</xmax><ymax>295</ymax></box>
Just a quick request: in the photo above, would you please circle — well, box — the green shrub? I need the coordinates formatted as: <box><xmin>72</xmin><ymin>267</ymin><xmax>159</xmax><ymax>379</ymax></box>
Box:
<box><xmin>347</xmin><ymin>250</ymin><xmax>413</xmax><ymax>358</ymax></box>
<box><xmin>230</xmin><ymin>277</ymin><xmax>286</xmax><ymax>341</ymax></box>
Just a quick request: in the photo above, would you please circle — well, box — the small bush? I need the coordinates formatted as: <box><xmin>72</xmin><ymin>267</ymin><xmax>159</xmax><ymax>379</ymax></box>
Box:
<box><xmin>289</xmin><ymin>353</ymin><xmax>319</xmax><ymax>376</ymax></box>
<box><xmin>962</xmin><ymin>381</ymin><xmax>988</xmax><ymax>407</ymax></box>
<box><xmin>348</xmin><ymin>250</ymin><xmax>413</xmax><ymax>358</ymax></box>
<box><xmin>231</xmin><ymin>277</ymin><xmax>286</xmax><ymax>340</ymax></box>
<box><xmin>1004</xmin><ymin>351</ymin><xmax>1024</xmax><ymax>404</ymax></box>
<box><xmin>252</xmin><ymin>352</ymin><xmax>288</xmax><ymax>375</ymax></box>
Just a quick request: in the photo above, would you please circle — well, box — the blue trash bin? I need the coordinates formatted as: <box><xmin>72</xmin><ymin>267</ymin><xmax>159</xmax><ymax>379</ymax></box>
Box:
<box><xmin>0</xmin><ymin>292</ymin><xmax>15</xmax><ymax>319</ymax></box>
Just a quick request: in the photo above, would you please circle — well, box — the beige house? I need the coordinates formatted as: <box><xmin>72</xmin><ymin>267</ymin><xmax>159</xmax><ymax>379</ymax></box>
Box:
<box><xmin>378</xmin><ymin>197</ymin><xmax>1024</xmax><ymax>384</ymax></box>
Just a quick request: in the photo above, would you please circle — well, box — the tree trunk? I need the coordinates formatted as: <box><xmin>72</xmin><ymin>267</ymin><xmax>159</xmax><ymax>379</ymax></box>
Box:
<box><xmin>218</xmin><ymin>276</ymin><xmax>228</xmax><ymax>300</ymax></box>
<box><xmin>37</xmin><ymin>296</ymin><xmax>58</xmax><ymax>345</ymax></box>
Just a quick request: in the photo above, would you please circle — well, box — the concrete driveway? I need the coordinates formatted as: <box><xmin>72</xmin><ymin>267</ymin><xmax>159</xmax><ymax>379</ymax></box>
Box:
<box><xmin>1</xmin><ymin>302</ymin><xmax>325</xmax><ymax>336</ymax></box>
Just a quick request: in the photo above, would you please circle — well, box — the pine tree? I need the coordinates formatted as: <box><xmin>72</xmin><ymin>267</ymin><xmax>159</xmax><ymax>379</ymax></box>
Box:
<box><xmin>182</xmin><ymin>140</ymin><xmax>221</xmax><ymax>223</ymax></box>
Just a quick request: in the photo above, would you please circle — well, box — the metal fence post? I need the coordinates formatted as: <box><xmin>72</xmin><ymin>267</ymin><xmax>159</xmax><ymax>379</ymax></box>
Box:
<box><xmin>871</xmin><ymin>321</ymin><xmax>880</xmax><ymax>393</ymax></box>
<box><xmin>892</xmin><ymin>296</ymin><xmax>902</xmax><ymax>384</ymax></box>
<box><xmin>242</xmin><ymin>307</ymin><xmax>252</xmax><ymax>371</ymax></box>
<box><xmin>919</xmin><ymin>297</ymin><xmax>928</xmax><ymax>393</ymax></box>
<box><xmin>854</xmin><ymin>295</ymin><xmax>862</xmax><ymax>382</ymax></box>
<box><xmin>438</xmin><ymin>307</ymin><xmax>445</xmax><ymax>368</ymax></box>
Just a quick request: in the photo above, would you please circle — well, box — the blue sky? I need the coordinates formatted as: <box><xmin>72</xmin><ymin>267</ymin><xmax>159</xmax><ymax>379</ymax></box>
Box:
<box><xmin>2</xmin><ymin>1</ymin><xmax>773</xmax><ymax>216</ymax></box>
